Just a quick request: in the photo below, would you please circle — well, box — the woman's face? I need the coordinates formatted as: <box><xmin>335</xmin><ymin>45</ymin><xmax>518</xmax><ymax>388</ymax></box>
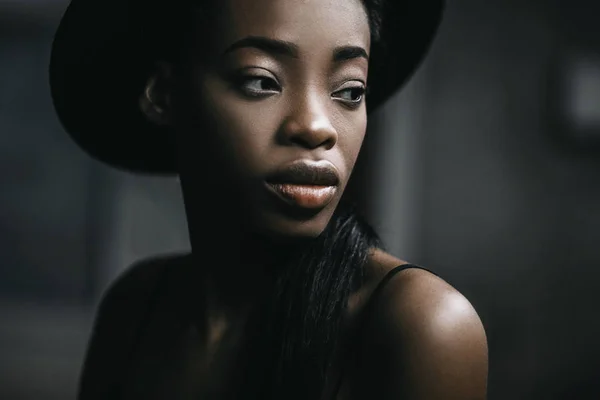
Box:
<box><xmin>171</xmin><ymin>0</ymin><xmax>371</xmax><ymax>240</ymax></box>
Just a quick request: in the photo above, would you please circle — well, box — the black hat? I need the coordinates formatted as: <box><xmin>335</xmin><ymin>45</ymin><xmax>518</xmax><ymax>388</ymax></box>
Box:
<box><xmin>49</xmin><ymin>0</ymin><xmax>445</xmax><ymax>174</ymax></box>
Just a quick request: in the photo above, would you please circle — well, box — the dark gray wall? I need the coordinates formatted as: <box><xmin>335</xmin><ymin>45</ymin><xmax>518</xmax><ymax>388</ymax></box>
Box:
<box><xmin>1</xmin><ymin>1</ymin><xmax>599</xmax><ymax>399</ymax></box>
<box><xmin>367</xmin><ymin>1</ymin><xmax>600</xmax><ymax>398</ymax></box>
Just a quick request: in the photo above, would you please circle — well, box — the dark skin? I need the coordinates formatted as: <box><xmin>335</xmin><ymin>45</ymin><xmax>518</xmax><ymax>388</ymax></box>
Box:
<box><xmin>79</xmin><ymin>0</ymin><xmax>488</xmax><ymax>399</ymax></box>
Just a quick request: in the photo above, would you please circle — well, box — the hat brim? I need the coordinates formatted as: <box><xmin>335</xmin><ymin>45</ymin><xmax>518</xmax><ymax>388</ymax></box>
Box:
<box><xmin>49</xmin><ymin>0</ymin><xmax>444</xmax><ymax>175</ymax></box>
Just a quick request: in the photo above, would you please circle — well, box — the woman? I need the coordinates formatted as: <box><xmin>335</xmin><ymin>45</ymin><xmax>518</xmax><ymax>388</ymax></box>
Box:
<box><xmin>50</xmin><ymin>0</ymin><xmax>488</xmax><ymax>399</ymax></box>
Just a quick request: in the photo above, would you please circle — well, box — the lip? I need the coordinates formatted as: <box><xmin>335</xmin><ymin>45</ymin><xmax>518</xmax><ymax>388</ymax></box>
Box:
<box><xmin>265</xmin><ymin>160</ymin><xmax>340</xmax><ymax>186</ymax></box>
<box><xmin>264</xmin><ymin>160</ymin><xmax>340</xmax><ymax>210</ymax></box>
<box><xmin>265</xmin><ymin>182</ymin><xmax>338</xmax><ymax>210</ymax></box>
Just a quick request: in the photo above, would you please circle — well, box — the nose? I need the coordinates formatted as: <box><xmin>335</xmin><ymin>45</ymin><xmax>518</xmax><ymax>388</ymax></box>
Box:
<box><xmin>279</xmin><ymin>93</ymin><xmax>338</xmax><ymax>150</ymax></box>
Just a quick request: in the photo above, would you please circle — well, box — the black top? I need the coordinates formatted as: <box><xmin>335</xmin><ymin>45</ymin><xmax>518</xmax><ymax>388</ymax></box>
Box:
<box><xmin>113</xmin><ymin>260</ymin><xmax>435</xmax><ymax>399</ymax></box>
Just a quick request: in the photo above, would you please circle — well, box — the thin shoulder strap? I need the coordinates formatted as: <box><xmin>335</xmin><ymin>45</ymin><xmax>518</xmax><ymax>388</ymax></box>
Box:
<box><xmin>330</xmin><ymin>263</ymin><xmax>436</xmax><ymax>399</ymax></box>
<box><xmin>364</xmin><ymin>264</ymin><xmax>437</xmax><ymax>314</ymax></box>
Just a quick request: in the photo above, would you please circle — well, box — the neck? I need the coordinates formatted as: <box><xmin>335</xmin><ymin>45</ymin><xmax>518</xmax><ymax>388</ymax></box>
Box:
<box><xmin>177</xmin><ymin>165</ymin><xmax>317</xmax><ymax>321</ymax></box>
<box><xmin>185</xmin><ymin>207</ymin><xmax>312</xmax><ymax>320</ymax></box>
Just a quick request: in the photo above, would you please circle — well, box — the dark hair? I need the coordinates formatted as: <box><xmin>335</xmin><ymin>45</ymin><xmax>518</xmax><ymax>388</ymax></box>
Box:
<box><xmin>143</xmin><ymin>1</ymin><xmax>386</xmax><ymax>398</ymax></box>
<box><xmin>362</xmin><ymin>0</ymin><xmax>384</xmax><ymax>43</ymax></box>
<box><xmin>255</xmin><ymin>201</ymin><xmax>383</xmax><ymax>399</ymax></box>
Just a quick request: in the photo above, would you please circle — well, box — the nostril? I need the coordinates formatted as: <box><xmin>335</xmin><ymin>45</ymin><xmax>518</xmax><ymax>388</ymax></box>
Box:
<box><xmin>281</xmin><ymin>118</ymin><xmax>338</xmax><ymax>149</ymax></box>
<box><xmin>290</xmin><ymin>134</ymin><xmax>335</xmax><ymax>150</ymax></box>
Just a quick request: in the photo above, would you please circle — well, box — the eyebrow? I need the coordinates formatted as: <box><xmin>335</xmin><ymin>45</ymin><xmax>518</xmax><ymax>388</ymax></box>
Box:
<box><xmin>333</xmin><ymin>46</ymin><xmax>369</xmax><ymax>62</ymax></box>
<box><xmin>223</xmin><ymin>36</ymin><xmax>300</xmax><ymax>58</ymax></box>
<box><xmin>223</xmin><ymin>35</ymin><xmax>369</xmax><ymax>62</ymax></box>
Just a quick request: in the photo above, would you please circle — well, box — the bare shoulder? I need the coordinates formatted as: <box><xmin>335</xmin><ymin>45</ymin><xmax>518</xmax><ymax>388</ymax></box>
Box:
<box><xmin>355</xmin><ymin>248</ymin><xmax>488</xmax><ymax>400</ymax></box>
<box><xmin>367</xmin><ymin>249</ymin><xmax>481</xmax><ymax>325</ymax></box>
<box><xmin>78</xmin><ymin>253</ymin><xmax>190</xmax><ymax>399</ymax></box>
<box><xmin>89</xmin><ymin>251</ymin><xmax>190</xmax><ymax>342</ymax></box>
<box><xmin>88</xmin><ymin>252</ymin><xmax>190</xmax><ymax>347</ymax></box>
<box><xmin>101</xmin><ymin>252</ymin><xmax>189</xmax><ymax>306</ymax></box>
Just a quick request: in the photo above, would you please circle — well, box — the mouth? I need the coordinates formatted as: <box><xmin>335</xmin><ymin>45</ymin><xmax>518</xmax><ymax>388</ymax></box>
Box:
<box><xmin>264</xmin><ymin>160</ymin><xmax>340</xmax><ymax>210</ymax></box>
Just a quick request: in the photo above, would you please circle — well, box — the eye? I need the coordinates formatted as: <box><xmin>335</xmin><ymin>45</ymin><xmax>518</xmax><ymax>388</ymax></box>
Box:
<box><xmin>332</xmin><ymin>83</ymin><xmax>366</xmax><ymax>107</ymax></box>
<box><xmin>236</xmin><ymin>75</ymin><xmax>281</xmax><ymax>98</ymax></box>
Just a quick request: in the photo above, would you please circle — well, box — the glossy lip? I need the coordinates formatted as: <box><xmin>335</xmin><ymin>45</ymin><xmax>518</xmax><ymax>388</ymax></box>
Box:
<box><xmin>264</xmin><ymin>160</ymin><xmax>341</xmax><ymax>210</ymax></box>
<box><xmin>265</xmin><ymin>182</ymin><xmax>338</xmax><ymax>210</ymax></box>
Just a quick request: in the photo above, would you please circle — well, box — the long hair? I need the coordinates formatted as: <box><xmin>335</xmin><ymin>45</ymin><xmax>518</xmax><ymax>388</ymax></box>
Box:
<box><xmin>253</xmin><ymin>201</ymin><xmax>383</xmax><ymax>400</ymax></box>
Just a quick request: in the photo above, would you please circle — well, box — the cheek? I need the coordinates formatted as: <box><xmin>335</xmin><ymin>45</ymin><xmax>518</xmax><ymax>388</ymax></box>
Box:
<box><xmin>338</xmin><ymin>113</ymin><xmax>367</xmax><ymax>173</ymax></box>
<box><xmin>181</xmin><ymin>78</ymin><xmax>281</xmax><ymax>172</ymax></box>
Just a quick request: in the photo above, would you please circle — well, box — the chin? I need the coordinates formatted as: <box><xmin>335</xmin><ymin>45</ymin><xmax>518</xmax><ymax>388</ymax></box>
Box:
<box><xmin>254</xmin><ymin>207</ymin><xmax>335</xmax><ymax>243</ymax></box>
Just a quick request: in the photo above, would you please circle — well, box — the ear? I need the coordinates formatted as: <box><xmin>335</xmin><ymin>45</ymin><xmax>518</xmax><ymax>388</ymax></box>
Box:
<box><xmin>139</xmin><ymin>62</ymin><xmax>173</xmax><ymax>126</ymax></box>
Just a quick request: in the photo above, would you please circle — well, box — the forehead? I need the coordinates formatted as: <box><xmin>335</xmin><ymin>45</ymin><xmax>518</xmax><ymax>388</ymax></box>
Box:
<box><xmin>206</xmin><ymin>0</ymin><xmax>371</xmax><ymax>53</ymax></box>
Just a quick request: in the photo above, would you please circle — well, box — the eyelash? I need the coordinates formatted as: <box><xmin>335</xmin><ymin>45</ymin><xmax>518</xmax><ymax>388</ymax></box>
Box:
<box><xmin>235</xmin><ymin>75</ymin><xmax>367</xmax><ymax>108</ymax></box>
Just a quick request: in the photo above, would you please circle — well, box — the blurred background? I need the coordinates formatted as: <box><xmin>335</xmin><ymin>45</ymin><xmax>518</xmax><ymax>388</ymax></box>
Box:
<box><xmin>1</xmin><ymin>0</ymin><xmax>599</xmax><ymax>398</ymax></box>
